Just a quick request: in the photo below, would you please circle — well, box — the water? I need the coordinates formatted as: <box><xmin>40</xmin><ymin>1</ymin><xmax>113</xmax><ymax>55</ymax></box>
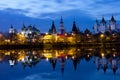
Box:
<box><xmin>0</xmin><ymin>47</ymin><xmax>120</xmax><ymax>80</ymax></box>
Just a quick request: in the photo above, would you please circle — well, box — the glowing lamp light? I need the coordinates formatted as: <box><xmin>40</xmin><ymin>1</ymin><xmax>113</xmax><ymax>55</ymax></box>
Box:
<box><xmin>100</xmin><ymin>34</ymin><xmax>104</xmax><ymax>38</ymax></box>
<box><xmin>46</xmin><ymin>58</ymin><xmax>49</xmax><ymax>61</ymax></box>
<box><xmin>101</xmin><ymin>53</ymin><xmax>104</xmax><ymax>57</ymax></box>
<box><xmin>72</xmin><ymin>56</ymin><xmax>74</xmax><ymax>59</ymax></box>
<box><xmin>46</xmin><ymin>32</ymin><xmax>48</xmax><ymax>35</ymax></box>
<box><xmin>113</xmin><ymin>54</ymin><xmax>116</xmax><ymax>57</ymax></box>
<box><xmin>65</xmin><ymin>56</ymin><xmax>68</xmax><ymax>59</ymax></box>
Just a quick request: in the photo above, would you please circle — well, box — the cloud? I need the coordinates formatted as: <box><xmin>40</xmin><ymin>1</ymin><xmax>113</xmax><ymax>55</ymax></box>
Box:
<box><xmin>0</xmin><ymin>0</ymin><xmax>120</xmax><ymax>19</ymax></box>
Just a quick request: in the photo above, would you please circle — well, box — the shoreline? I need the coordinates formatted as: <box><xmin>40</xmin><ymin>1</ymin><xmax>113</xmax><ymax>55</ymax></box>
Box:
<box><xmin>0</xmin><ymin>42</ymin><xmax>119</xmax><ymax>49</ymax></box>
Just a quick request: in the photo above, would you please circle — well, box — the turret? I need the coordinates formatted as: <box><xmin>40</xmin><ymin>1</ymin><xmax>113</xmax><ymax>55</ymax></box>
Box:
<box><xmin>21</xmin><ymin>24</ymin><xmax>27</xmax><ymax>35</ymax></box>
<box><xmin>111</xmin><ymin>16</ymin><xmax>116</xmax><ymax>22</ymax></box>
<box><xmin>101</xmin><ymin>57</ymin><xmax>108</xmax><ymax>74</ymax></box>
<box><xmin>59</xmin><ymin>16</ymin><xmax>65</xmax><ymax>34</ymax></box>
<box><xmin>109</xmin><ymin>16</ymin><xmax>117</xmax><ymax>30</ymax></box>
<box><xmin>9</xmin><ymin>25</ymin><xmax>15</xmax><ymax>34</ymax></box>
<box><xmin>101</xmin><ymin>17</ymin><xmax>106</xmax><ymax>24</ymax></box>
<box><xmin>111</xmin><ymin>59</ymin><xmax>118</xmax><ymax>75</ymax></box>
<box><xmin>93</xmin><ymin>19</ymin><xmax>99</xmax><ymax>34</ymax></box>
<box><xmin>50</xmin><ymin>58</ymin><xmax>57</xmax><ymax>71</ymax></box>
<box><xmin>72</xmin><ymin>20</ymin><xmax>78</xmax><ymax>34</ymax></box>
<box><xmin>99</xmin><ymin>17</ymin><xmax>107</xmax><ymax>33</ymax></box>
<box><xmin>72</xmin><ymin>57</ymin><xmax>80</xmax><ymax>71</ymax></box>
<box><xmin>49</xmin><ymin>21</ymin><xmax>57</xmax><ymax>34</ymax></box>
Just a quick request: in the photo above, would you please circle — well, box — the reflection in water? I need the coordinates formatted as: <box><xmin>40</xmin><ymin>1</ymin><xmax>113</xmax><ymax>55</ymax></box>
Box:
<box><xmin>0</xmin><ymin>47</ymin><xmax>120</xmax><ymax>75</ymax></box>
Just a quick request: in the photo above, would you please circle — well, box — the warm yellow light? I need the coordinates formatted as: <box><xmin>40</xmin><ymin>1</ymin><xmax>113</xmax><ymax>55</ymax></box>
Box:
<box><xmin>113</xmin><ymin>54</ymin><xmax>116</xmax><ymax>57</ymax></box>
<box><xmin>65</xmin><ymin>56</ymin><xmax>68</xmax><ymax>59</ymax></box>
<box><xmin>65</xmin><ymin>33</ymin><xmax>67</xmax><ymax>36</ymax></box>
<box><xmin>101</xmin><ymin>53</ymin><xmax>104</xmax><ymax>57</ymax></box>
<box><xmin>44</xmin><ymin>35</ymin><xmax>52</xmax><ymax>39</ymax></box>
<box><xmin>72</xmin><ymin>56</ymin><xmax>74</xmax><ymax>59</ymax></box>
<box><xmin>17</xmin><ymin>53</ymin><xmax>26</xmax><ymax>61</ymax></box>
<box><xmin>5</xmin><ymin>52</ymin><xmax>10</xmax><ymax>55</ymax></box>
<box><xmin>100</xmin><ymin>34</ymin><xmax>104</xmax><ymax>38</ymax></box>
<box><xmin>72</xmin><ymin>33</ymin><xmax>74</xmax><ymax>36</ymax></box>
<box><xmin>4</xmin><ymin>39</ymin><xmax>10</xmax><ymax>43</ymax></box>
<box><xmin>44</xmin><ymin>53</ymin><xmax>52</xmax><ymax>58</ymax></box>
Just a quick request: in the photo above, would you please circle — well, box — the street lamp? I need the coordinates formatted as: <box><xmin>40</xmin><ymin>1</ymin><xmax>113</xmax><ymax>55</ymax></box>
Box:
<box><xmin>100</xmin><ymin>34</ymin><xmax>104</xmax><ymax>39</ymax></box>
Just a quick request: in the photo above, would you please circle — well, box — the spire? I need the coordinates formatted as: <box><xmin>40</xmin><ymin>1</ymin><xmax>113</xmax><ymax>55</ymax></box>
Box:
<box><xmin>101</xmin><ymin>17</ymin><xmax>106</xmax><ymax>24</ymax></box>
<box><xmin>11</xmin><ymin>25</ymin><xmax>13</xmax><ymax>28</ymax></box>
<box><xmin>111</xmin><ymin>15</ymin><xmax>116</xmax><ymax>22</ymax></box>
<box><xmin>59</xmin><ymin>16</ymin><xmax>65</xmax><ymax>34</ymax></box>
<box><xmin>51</xmin><ymin>58</ymin><xmax>57</xmax><ymax>71</ymax></box>
<box><xmin>60</xmin><ymin>16</ymin><xmax>63</xmax><ymax>24</ymax></box>
<box><xmin>72</xmin><ymin>20</ymin><xmax>78</xmax><ymax>34</ymax></box>
<box><xmin>9</xmin><ymin>25</ymin><xmax>15</xmax><ymax>34</ymax></box>
<box><xmin>22</xmin><ymin>24</ymin><xmax>26</xmax><ymax>31</ymax></box>
<box><xmin>112</xmin><ymin>67</ymin><xmax>118</xmax><ymax>75</ymax></box>
<box><xmin>72</xmin><ymin>57</ymin><xmax>79</xmax><ymax>71</ymax></box>
<box><xmin>51</xmin><ymin>20</ymin><xmax>56</xmax><ymax>34</ymax></box>
<box><xmin>102</xmin><ymin>66</ymin><xmax>107</xmax><ymax>74</ymax></box>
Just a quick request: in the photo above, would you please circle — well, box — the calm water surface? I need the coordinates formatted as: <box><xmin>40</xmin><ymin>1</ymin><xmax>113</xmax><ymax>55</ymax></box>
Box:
<box><xmin>0</xmin><ymin>47</ymin><xmax>120</xmax><ymax>80</ymax></box>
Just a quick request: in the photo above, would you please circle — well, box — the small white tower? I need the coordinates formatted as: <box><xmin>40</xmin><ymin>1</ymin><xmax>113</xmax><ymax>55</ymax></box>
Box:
<box><xmin>93</xmin><ymin>19</ymin><xmax>99</xmax><ymax>34</ymax></box>
<box><xmin>9</xmin><ymin>25</ymin><xmax>15</xmax><ymax>34</ymax></box>
<box><xmin>109</xmin><ymin>16</ymin><xmax>117</xmax><ymax>30</ymax></box>
<box><xmin>98</xmin><ymin>17</ymin><xmax>107</xmax><ymax>33</ymax></box>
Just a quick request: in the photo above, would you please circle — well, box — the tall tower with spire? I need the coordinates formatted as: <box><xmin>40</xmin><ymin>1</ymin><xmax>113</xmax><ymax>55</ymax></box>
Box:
<box><xmin>59</xmin><ymin>16</ymin><xmax>65</xmax><ymax>34</ymax></box>
<box><xmin>98</xmin><ymin>17</ymin><xmax>107</xmax><ymax>33</ymax></box>
<box><xmin>109</xmin><ymin>16</ymin><xmax>117</xmax><ymax>30</ymax></box>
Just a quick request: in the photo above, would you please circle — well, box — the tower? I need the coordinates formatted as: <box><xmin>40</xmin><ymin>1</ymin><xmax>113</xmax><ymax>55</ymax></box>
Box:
<box><xmin>9</xmin><ymin>25</ymin><xmax>15</xmax><ymax>34</ymax></box>
<box><xmin>49</xmin><ymin>21</ymin><xmax>57</xmax><ymax>34</ymax></box>
<box><xmin>93</xmin><ymin>19</ymin><xmax>99</xmax><ymax>34</ymax></box>
<box><xmin>21</xmin><ymin>24</ymin><xmax>26</xmax><ymax>36</ymax></box>
<box><xmin>99</xmin><ymin>17</ymin><xmax>107</xmax><ymax>33</ymax></box>
<box><xmin>72</xmin><ymin>20</ymin><xmax>78</xmax><ymax>34</ymax></box>
<box><xmin>109</xmin><ymin>16</ymin><xmax>117</xmax><ymax>31</ymax></box>
<box><xmin>59</xmin><ymin>16</ymin><xmax>65</xmax><ymax>34</ymax></box>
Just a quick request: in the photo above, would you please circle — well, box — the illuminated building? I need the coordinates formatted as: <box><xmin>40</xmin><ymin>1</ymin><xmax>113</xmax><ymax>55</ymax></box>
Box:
<box><xmin>9</xmin><ymin>25</ymin><xmax>16</xmax><ymax>34</ymax></box>
<box><xmin>20</xmin><ymin>24</ymin><xmax>40</xmax><ymax>42</ymax></box>
<box><xmin>21</xmin><ymin>24</ymin><xmax>40</xmax><ymax>38</ymax></box>
<box><xmin>93</xmin><ymin>16</ymin><xmax>118</xmax><ymax>34</ymax></box>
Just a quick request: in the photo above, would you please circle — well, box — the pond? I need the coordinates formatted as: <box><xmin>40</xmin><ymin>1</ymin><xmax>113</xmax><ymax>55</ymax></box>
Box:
<box><xmin>0</xmin><ymin>47</ymin><xmax>120</xmax><ymax>80</ymax></box>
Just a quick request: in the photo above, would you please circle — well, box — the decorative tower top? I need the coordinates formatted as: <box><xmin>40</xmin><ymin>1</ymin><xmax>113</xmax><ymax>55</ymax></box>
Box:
<box><xmin>51</xmin><ymin>20</ymin><xmax>57</xmax><ymax>34</ymax></box>
<box><xmin>22</xmin><ymin>24</ymin><xmax>26</xmax><ymax>31</ymax></box>
<box><xmin>9</xmin><ymin>25</ymin><xmax>15</xmax><ymax>34</ymax></box>
<box><xmin>110</xmin><ymin>16</ymin><xmax>116</xmax><ymax>22</ymax></box>
<box><xmin>59</xmin><ymin>16</ymin><xmax>65</xmax><ymax>34</ymax></box>
<box><xmin>101</xmin><ymin>17</ymin><xmax>106</xmax><ymax>24</ymax></box>
<box><xmin>93</xmin><ymin>19</ymin><xmax>99</xmax><ymax>34</ymax></box>
<box><xmin>72</xmin><ymin>20</ymin><xmax>78</xmax><ymax>34</ymax></box>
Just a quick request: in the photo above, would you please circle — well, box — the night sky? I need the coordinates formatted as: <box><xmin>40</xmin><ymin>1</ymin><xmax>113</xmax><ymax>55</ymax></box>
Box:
<box><xmin>0</xmin><ymin>0</ymin><xmax>120</xmax><ymax>33</ymax></box>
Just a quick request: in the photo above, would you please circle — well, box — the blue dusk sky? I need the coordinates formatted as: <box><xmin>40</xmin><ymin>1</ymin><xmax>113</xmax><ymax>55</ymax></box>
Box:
<box><xmin>0</xmin><ymin>0</ymin><xmax>120</xmax><ymax>33</ymax></box>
